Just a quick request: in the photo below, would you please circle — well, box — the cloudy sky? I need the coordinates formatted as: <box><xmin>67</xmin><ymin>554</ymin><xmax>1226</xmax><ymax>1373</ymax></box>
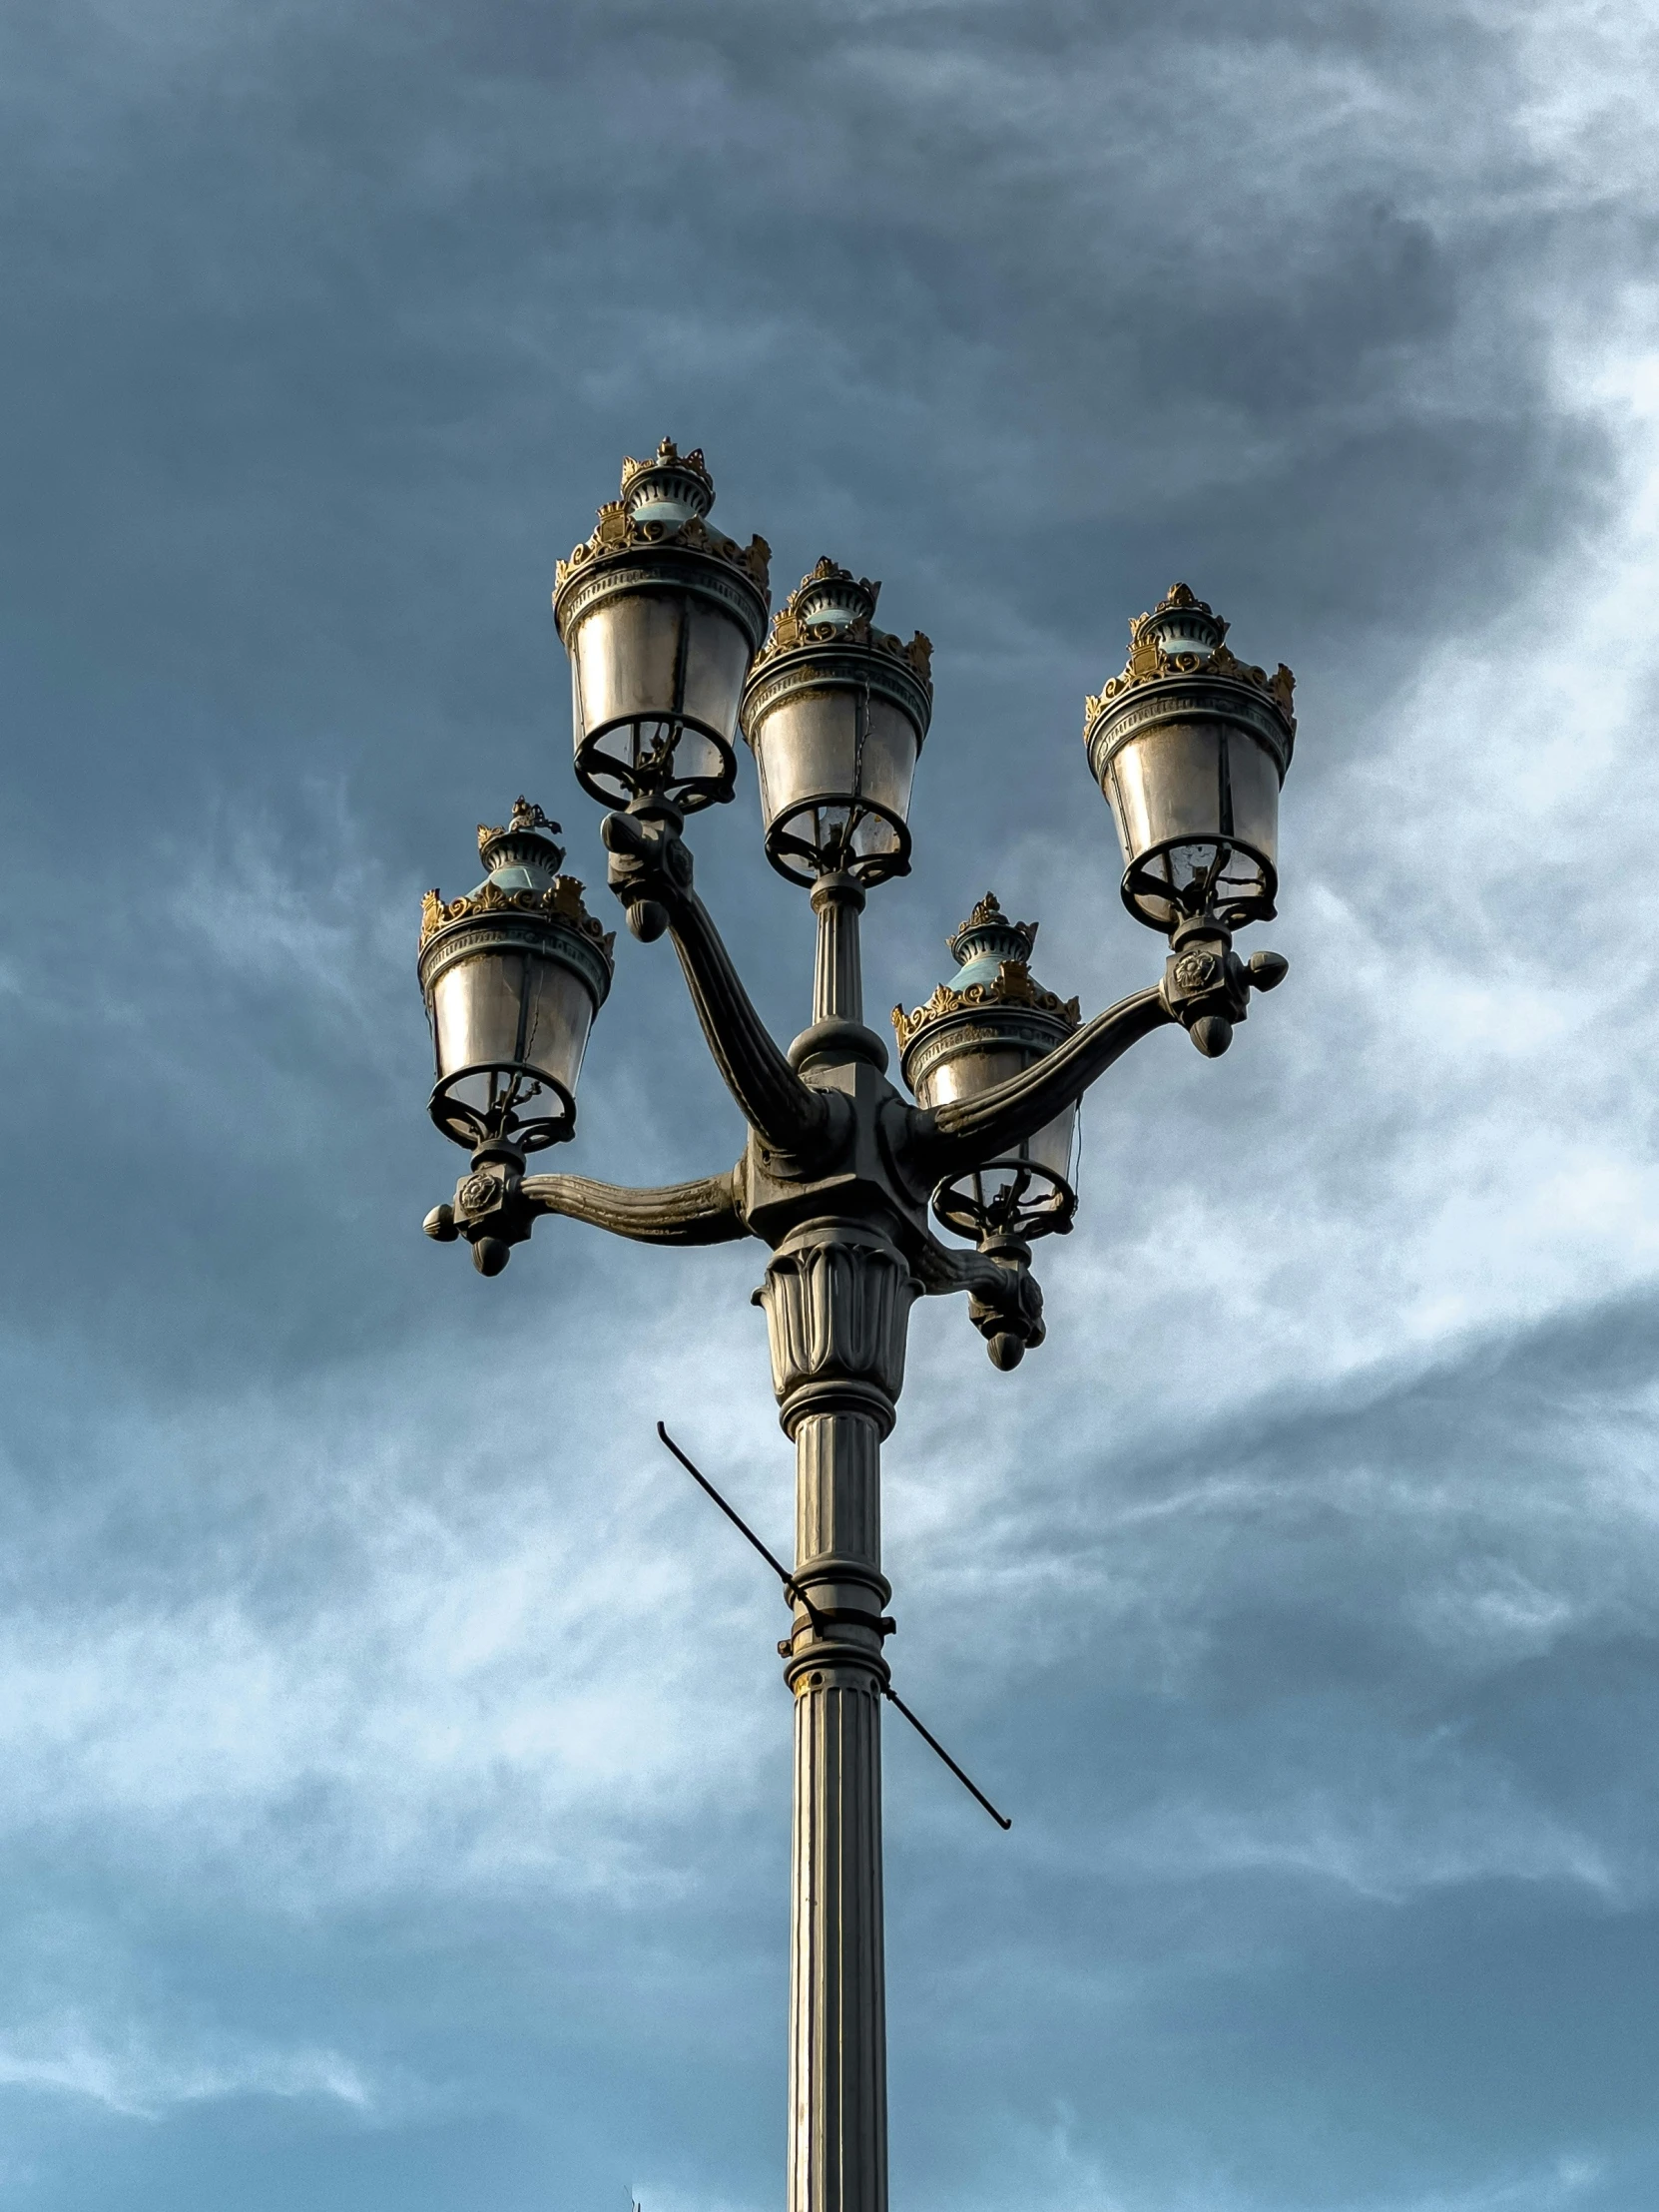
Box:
<box><xmin>3</xmin><ymin>1</ymin><xmax>1659</xmax><ymax>2207</ymax></box>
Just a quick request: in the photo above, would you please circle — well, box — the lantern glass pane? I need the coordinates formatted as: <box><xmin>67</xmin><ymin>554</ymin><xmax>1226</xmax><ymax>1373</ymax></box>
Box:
<box><xmin>520</xmin><ymin>954</ymin><xmax>597</xmax><ymax>1097</ymax></box>
<box><xmin>1108</xmin><ymin>718</ymin><xmax>1224</xmax><ymax>863</ymax></box>
<box><xmin>1107</xmin><ymin>718</ymin><xmax>1280</xmax><ymax>875</ymax></box>
<box><xmin>432</xmin><ymin>947</ymin><xmax>525</xmax><ymax>1083</ymax></box>
<box><xmin>753</xmin><ymin>691</ymin><xmax>919</xmax><ymax>838</ymax></box>
<box><xmin>1025</xmin><ymin>1101</ymin><xmax>1077</xmax><ymax>1183</ymax></box>
<box><xmin>1225</xmin><ymin>728</ymin><xmax>1281</xmax><ymax>871</ymax></box>
<box><xmin>853</xmin><ymin>696</ymin><xmax>920</xmax><ymax>831</ymax></box>
<box><xmin>429</xmin><ymin>947</ymin><xmax>594</xmax><ymax>1131</ymax></box>
<box><xmin>754</xmin><ymin>691</ymin><xmax>850</xmax><ymax>826</ymax></box>
<box><xmin>570</xmin><ymin>591</ymin><xmax>750</xmax><ymax>749</ymax></box>
<box><xmin>679</xmin><ymin>607</ymin><xmax>755</xmax><ymax>740</ymax></box>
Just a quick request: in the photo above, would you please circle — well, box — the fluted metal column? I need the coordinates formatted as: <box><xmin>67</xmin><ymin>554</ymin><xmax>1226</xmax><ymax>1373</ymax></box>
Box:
<box><xmin>759</xmin><ymin>1224</ymin><xmax>917</xmax><ymax>2212</ymax></box>
<box><xmin>789</xmin><ymin>1405</ymin><xmax>887</xmax><ymax>2212</ymax></box>
<box><xmin>811</xmin><ymin>871</ymin><xmax>865</xmax><ymax>1027</ymax></box>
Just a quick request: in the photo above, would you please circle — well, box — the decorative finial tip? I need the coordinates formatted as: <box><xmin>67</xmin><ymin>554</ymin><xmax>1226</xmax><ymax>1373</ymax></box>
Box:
<box><xmin>948</xmin><ymin>892</ymin><xmax>1038</xmax><ymax>964</ymax></box>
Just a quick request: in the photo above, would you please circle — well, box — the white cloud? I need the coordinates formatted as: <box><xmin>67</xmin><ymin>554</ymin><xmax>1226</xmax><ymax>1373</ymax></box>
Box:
<box><xmin>0</xmin><ymin>2018</ymin><xmax>370</xmax><ymax>2118</ymax></box>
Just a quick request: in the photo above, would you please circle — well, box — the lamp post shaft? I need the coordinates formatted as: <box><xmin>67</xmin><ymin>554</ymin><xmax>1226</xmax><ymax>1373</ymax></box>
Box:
<box><xmin>764</xmin><ymin>841</ymin><xmax>914</xmax><ymax>2211</ymax></box>
<box><xmin>811</xmin><ymin>872</ymin><xmax>866</xmax><ymax>1027</ymax></box>
<box><xmin>788</xmin><ymin>1402</ymin><xmax>889</xmax><ymax>2212</ymax></box>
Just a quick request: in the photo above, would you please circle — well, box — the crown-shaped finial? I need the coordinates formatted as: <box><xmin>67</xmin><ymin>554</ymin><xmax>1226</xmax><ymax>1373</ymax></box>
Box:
<box><xmin>618</xmin><ymin>438</ymin><xmax>715</xmax><ymax>522</ymax></box>
<box><xmin>477</xmin><ymin>797</ymin><xmax>565</xmax><ymax>873</ymax></box>
<box><xmin>793</xmin><ymin>558</ymin><xmax>880</xmax><ymax>631</ymax></box>
<box><xmin>1129</xmin><ymin>583</ymin><xmax>1229</xmax><ymax>664</ymax></box>
<box><xmin>948</xmin><ymin>892</ymin><xmax>1038</xmax><ymax>970</ymax></box>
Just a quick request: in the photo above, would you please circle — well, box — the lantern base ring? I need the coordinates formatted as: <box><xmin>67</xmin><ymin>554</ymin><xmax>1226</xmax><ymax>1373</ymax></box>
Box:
<box><xmin>1122</xmin><ymin>835</ymin><xmax>1277</xmax><ymax>935</ymax></box>
<box><xmin>931</xmin><ymin>1159</ymin><xmax>1077</xmax><ymax>1244</ymax></box>
<box><xmin>764</xmin><ymin>793</ymin><xmax>912</xmax><ymax>890</ymax></box>
<box><xmin>426</xmin><ymin>1063</ymin><xmax>576</xmax><ymax>1155</ymax></box>
<box><xmin>574</xmin><ymin>714</ymin><xmax>737</xmax><ymax>817</ymax></box>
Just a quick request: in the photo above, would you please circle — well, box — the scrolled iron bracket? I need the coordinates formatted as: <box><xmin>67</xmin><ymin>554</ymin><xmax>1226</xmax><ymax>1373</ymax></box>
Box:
<box><xmin>599</xmin><ymin>803</ymin><xmax>834</xmax><ymax>1164</ymax></box>
<box><xmin>423</xmin><ymin>1140</ymin><xmax>540</xmax><ymax>1276</ymax></box>
<box><xmin>425</xmin><ymin>1157</ymin><xmax>752</xmax><ymax>1274</ymax></box>
<box><xmin>1159</xmin><ymin>913</ymin><xmax>1289</xmax><ymax>1058</ymax></box>
<box><xmin>912</xmin><ymin>1227</ymin><xmax>1047</xmax><ymax>1370</ymax></box>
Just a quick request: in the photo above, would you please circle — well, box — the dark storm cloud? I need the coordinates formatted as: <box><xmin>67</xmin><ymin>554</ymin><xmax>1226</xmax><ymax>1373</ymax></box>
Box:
<box><xmin>1</xmin><ymin>1</ymin><xmax>1657</xmax><ymax>2207</ymax></box>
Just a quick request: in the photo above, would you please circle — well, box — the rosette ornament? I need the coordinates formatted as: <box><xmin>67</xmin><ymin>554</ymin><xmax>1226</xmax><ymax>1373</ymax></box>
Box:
<box><xmin>894</xmin><ymin>895</ymin><xmax>1082</xmax><ymax>1242</ymax></box>
<box><xmin>740</xmin><ymin>559</ymin><xmax>933</xmax><ymax>887</ymax></box>
<box><xmin>418</xmin><ymin>800</ymin><xmax>615</xmax><ymax>1153</ymax></box>
<box><xmin>1084</xmin><ymin>583</ymin><xmax>1296</xmax><ymax>933</ymax></box>
<box><xmin>552</xmin><ymin>439</ymin><xmax>772</xmax><ymax>815</ymax></box>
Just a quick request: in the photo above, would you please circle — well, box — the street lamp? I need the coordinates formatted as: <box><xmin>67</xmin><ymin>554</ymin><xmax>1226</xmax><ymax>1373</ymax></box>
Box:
<box><xmin>420</xmin><ymin>458</ymin><xmax>1297</xmax><ymax>2212</ymax></box>
<box><xmin>552</xmin><ymin>437</ymin><xmax>771</xmax><ymax>818</ymax></box>
<box><xmin>894</xmin><ymin>894</ymin><xmax>1081</xmax><ymax>1366</ymax></box>
<box><xmin>418</xmin><ymin>799</ymin><xmax>615</xmax><ymax>1273</ymax></box>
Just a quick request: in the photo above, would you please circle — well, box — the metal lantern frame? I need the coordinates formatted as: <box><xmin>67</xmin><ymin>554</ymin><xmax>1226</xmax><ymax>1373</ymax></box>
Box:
<box><xmin>895</xmin><ymin>896</ymin><xmax>1083</xmax><ymax>1247</ymax></box>
<box><xmin>552</xmin><ymin>439</ymin><xmax>772</xmax><ymax>818</ymax></box>
<box><xmin>420</xmin><ymin>452</ymin><xmax>1298</xmax><ymax>2212</ymax></box>
<box><xmin>740</xmin><ymin>559</ymin><xmax>933</xmax><ymax>888</ymax></box>
<box><xmin>418</xmin><ymin>802</ymin><xmax>615</xmax><ymax>1158</ymax></box>
<box><xmin>1085</xmin><ymin>582</ymin><xmax>1297</xmax><ymax>935</ymax></box>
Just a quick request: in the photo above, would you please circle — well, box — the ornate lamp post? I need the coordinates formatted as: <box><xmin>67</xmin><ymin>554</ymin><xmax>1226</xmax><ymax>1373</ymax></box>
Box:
<box><xmin>419</xmin><ymin>442</ymin><xmax>1298</xmax><ymax>2212</ymax></box>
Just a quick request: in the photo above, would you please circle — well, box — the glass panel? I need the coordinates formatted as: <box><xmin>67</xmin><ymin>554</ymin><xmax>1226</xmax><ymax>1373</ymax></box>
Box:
<box><xmin>851</xmin><ymin>813</ymin><xmax>903</xmax><ymax>864</ymax></box>
<box><xmin>972</xmin><ymin>1162</ymin><xmax>1024</xmax><ymax>1208</ymax></box>
<box><xmin>570</xmin><ymin>591</ymin><xmax>684</xmax><ymax>746</ymax></box>
<box><xmin>1108</xmin><ymin>719</ymin><xmax>1227</xmax><ymax>865</ymax></box>
<box><xmin>753</xmin><ymin>691</ymin><xmax>860</xmax><ymax>824</ymax></box>
<box><xmin>914</xmin><ymin>1043</ymin><xmax>1026</xmax><ymax>1111</ymax></box>
<box><xmin>753</xmin><ymin>690</ymin><xmax>919</xmax><ymax>838</ymax></box>
<box><xmin>1024</xmin><ymin>1102</ymin><xmax>1076</xmax><ymax>1183</ymax></box>
<box><xmin>431</xmin><ymin>949</ymin><xmax>526</xmax><ymax>1083</ymax></box>
<box><xmin>678</xmin><ymin>606</ymin><xmax>754</xmax><ymax>742</ymax></box>
<box><xmin>571</xmin><ymin>590</ymin><xmax>750</xmax><ymax>747</ymax></box>
<box><xmin>519</xmin><ymin>955</ymin><xmax>596</xmax><ymax>1099</ymax></box>
<box><xmin>851</xmin><ymin>696</ymin><xmax>918</xmax><ymax>827</ymax></box>
<box><xmin>1224</xmin><ymin>728</ymin><xmax>1281</xmax><ymax>872</ymax></box>
<box><xmin>430</xmin><ymin>948</ymin><xmax>593</xmax><ymax>1131</ymax></box>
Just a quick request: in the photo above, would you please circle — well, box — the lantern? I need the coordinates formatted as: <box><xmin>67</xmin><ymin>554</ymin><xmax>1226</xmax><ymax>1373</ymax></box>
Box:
<box><xmin>552</xmin><ymin>440</ymin><xmax>772</xmax><ymax>815</ymax></box>
<box><xmin>418</xmin><ymin>799</ymin><xmax>615</xmax><ymax>1153</ymax></box>
<box><xmin>740</xmin><ymin>559</ymin><xmax>932</xmax><ymax>887</ymax></box>
<box><xmin>894</xmin><ymin>895</ymin><xmax>1081</xmax><ymax>1242</ymax></box>
<box><xmin>1083</xmin><ymin>583</ymin><xmax>1296</xmax><ymax>933</ymax></box>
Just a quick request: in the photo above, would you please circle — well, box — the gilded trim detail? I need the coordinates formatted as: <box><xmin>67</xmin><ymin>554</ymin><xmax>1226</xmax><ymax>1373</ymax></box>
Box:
<box><xmin>890</xmin><ymin>963</ymin><xmax>1081</xmax><ymax>1055</ymax></box>
<box><xmin>419</xmin><ymin>876</ymin><xmax>615</xmax><ymax>952</ymax></box>
<box><xmin>1083</xmin><ymin>582</ymin><xmax>1295</xmax><ymax>732</ymax></box>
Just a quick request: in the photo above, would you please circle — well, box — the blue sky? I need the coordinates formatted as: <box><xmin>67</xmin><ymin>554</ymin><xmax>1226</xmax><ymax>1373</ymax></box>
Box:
<box><xmin>2</xmin><ymin>2</ymin><xmax>1659</xmax><ymax>2207</ymax></box>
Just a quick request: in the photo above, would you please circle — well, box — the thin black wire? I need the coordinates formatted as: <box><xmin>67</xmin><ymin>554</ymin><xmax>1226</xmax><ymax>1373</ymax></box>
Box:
<box><xmin>883</xmin><ymin>1686</ymin><xmax>1012</xmax><ymax>1832</ymax></box>
<box><xmin>655</xmin><ymin>1421</ymin><xmax>826</xmax><ymax>1632</ymax></box>
<box><xmin>656</xmin><ymin>1422</ymin><xmax>1011</xmax><ymax>1831</ymax></box>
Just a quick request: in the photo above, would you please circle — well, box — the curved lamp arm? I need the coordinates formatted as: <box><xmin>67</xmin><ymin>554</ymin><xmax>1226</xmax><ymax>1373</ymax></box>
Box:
<box><xmin>911</xmin><ymin>1228</ymin><xmax>1047</xmax><ymax>1366</ymax></box>
<box><xmin>911</xmin><ymin>1236</ymin><xmax>1019</xmax><ymax>1303</ymax></box>
<box><xmin>906</xmin><ymin>985</ymin><xmax>1175</xmax><ymax>1185</ymax></box>
<box><xmin>668</xmin><ymin>887</ymin><xmax>831</xmax><ymax>1157</ymax></box>
<box><xmin>521</xmin><ymin>1165</ymin><xmax>751</xmax><ymax>1247</ymax></box>
<box><xmin>602</xmin><ymin>811</ymin><xmax>830</xmax><ymax>1160</ymax></box>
